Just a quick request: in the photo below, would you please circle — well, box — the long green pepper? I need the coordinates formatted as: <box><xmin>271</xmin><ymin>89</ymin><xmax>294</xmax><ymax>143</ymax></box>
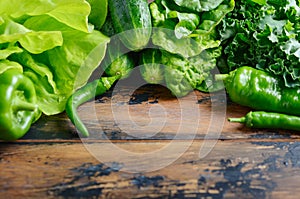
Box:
<box><xmin>65</xmin><ymin>76</ymin><xmax>119</xmax><ymax>137</ymax></box>
<box><xmin>215</xmin><ymin>66</ymin><xmax>300</xmax><ymax>116</ymax></box>
<box><xmin>229</xmin><ymin>111</ymin><xmax>300</xmax><ymax>131</ymax></box>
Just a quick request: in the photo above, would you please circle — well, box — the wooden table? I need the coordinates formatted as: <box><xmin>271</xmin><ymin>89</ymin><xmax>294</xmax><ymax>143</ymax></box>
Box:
<box><xmin>1</xmin><ymin>84</ymin><xmax>300</xmax><ymax>199</ymax></box>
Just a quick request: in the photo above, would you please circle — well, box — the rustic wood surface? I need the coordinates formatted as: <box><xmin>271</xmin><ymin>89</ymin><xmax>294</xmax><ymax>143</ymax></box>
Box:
<box><xmin>1</xmin><ymin>84</ymin><xmax>300</xmax><ymax>198</ymax></box>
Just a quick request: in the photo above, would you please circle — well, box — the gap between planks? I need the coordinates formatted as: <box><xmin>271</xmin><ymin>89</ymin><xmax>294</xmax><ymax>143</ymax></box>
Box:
<box><xmin>1</xmin><ymin>138</ymin><xmax>300</xmax><ymax>144</ymax></box>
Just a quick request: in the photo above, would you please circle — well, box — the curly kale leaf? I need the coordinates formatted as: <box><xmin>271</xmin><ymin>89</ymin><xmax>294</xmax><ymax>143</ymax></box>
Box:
<box><xmin>220</xmin><ymin>0</ymin><xmax>300</xmax><ymax>87</ymax></box>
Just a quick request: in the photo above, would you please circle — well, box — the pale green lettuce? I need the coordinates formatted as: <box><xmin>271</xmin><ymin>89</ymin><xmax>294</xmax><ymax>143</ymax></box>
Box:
<box><xmin>0</xmin><ymin>0</ymin><xmax>91</xmax><ymax>33</ymax></box>
<box><xmin>0</xmin><ymin>0</ymin><xmax>109</xmax><ymax>115</ymax></box>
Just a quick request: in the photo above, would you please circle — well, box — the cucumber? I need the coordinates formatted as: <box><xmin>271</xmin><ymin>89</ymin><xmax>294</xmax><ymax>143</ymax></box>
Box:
<box><xmin>139</xmin><ymin>49</ymin><xmax>164</xmax><ymax>84</ymax></box>
<box><xmin>108</xmin><ymin>0</ymin><xmax>152</xmax><ymax>51</ymax></box>
<box><xmin>101</xmin><ymin>38</ymin><xmax>135</xmax><ymax>79</ymax></box>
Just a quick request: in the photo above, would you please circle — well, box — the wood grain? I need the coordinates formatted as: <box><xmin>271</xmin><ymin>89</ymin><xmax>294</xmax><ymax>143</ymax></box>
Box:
<box><xmin>1</xmin><ymin>141</ymin><xmax>300</xmax><ymax>198</ymax></box>
<box><xmin>1</xmin><ymin>85</ymin><xmax>300</xmax><ymax>198</ymax></box>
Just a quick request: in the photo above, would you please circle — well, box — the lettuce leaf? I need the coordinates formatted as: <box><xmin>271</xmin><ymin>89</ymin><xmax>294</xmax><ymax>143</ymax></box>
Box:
<box><xmin>86</xmin><ymin>0</ymin><xmax>108</xmax><ymax>29</ymax></box>
<box><xmin>0</xmin><ymin>0</ymin><xmax>91</xmax><ymax>32</ymax></box>
<box><xmin>162</xmin><ymin>47</ymin><xmax>222</xmax><ymax>96</ymax></box>
<box><xmin>150</xmin><ymin>0</ymin><xmax>234</xmax><ymax>58</ymax></box>
<box><xmin>0</xmin><ymin>0</ymin><xmax>109</xmax><ymax>115</ymax></box>
<box><xmin>0</xmin><ymin>60</ymin><xmax>23</xmax><ymax>74</ymax></box>
<box><xmin>0</xmin><ymin>17</ymin><xmax>63</xmax><ymax>54</ymax></box>
<box><xmin>9</xmin><ymin>29</ymin><xmax>109</xmax><ymax>115</ymax></box>
<box><xmin>174</xmin><ymin>0</ymin><xmax>224</xmax><ymax>12</ymax></box>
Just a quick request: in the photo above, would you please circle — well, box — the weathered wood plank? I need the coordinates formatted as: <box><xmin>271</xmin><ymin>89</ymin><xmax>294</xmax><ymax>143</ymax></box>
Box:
<box><xmin>22</xmin><ymin>85</ymin><xmax>300</xmax><ymax>141</ymax></box>
<box><xmin>1</xmin><ymin>140</ymin><xmax>300</xmax><ymax>198</ymax></box>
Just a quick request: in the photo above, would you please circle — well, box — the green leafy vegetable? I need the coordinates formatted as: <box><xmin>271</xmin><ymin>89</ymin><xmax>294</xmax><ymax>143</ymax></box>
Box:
<box><xmin>150</xmin><ymin>0</ymin><xmax>234</xmax><ymax>58</ymax></box>
<box><xmin>0</xmin><ymin>60</ymin><xmax>23</xmax><ymax>74</ymax></box>
<box><xmin>219</xmin><ymin>0</ymin><xmax>300</xmax><ymax>88</ymax></box>
<box><xmin>174</xmin><ymin>0</ymin><xmax>224</xmax><ymax>12</ymax></box>
<box><xmin>0</xmin><ymin>0</ymin><xmax>110</xmax><ymax>115</ymax></box>
<box><xmin>0</xmin><ymin>0</ymin><xmax>91</xmax><ymax>32</ymax></box>
<box><xmin>162</xmin><ymin>47</ymin><xmax>222</xmax><ymax>97</ymax></box>
<box><xmin>86</xmin><ymin>0</ymin><xmax>108</xmax><ymax>29</ymax></box>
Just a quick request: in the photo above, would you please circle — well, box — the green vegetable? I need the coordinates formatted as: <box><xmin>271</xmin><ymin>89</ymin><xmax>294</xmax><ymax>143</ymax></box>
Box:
<box><xmin>107</xmin><ymin>0</ymin><xmax>152</xmax><ymax>51</ymax></box>
<box><xmin>229</xmin><ymin>111</ymin><xmax>300</xmax><ymax>131</ymax></box>
<box><xmin>101</xmin><ymin>39</ymin><xmax>134</xmax><ymax>79</ymax></box>
<box><xmin>219</xmin><ymin>0</ymin><xmax>300</xmax><ymax>88</ymax></box>
<box><xmin>0</xmin><ymin>0</ymin><xmax>91</xmax><ymax>33</ymax></box>
<box><xmin>215</xmin><ymin>66</ymin><xmax>300</xmax><ymax>116</ymax></box>
<box><xmin>173</xmin><ymin>0</ymin><xmax>224</xmax><ymax>12</ymax></box>
<box><xmin>0</xmin><ymin>0</ymin><xmax>110</xmax><ymax>115</ymax></box>
<box><xmin>0</xmin><ymin>69</ymin><xmax>40</xmax><ymax>140</ymax></box>
<box><xmin>86</xmin><ymin>0</ymin><xmax>108</xmax><ymax>29</ymax></box>
<box><xmin>139</xmin><ymin>49</ymin><xmax>164</xmax><ymax>84</ymax></box>
<box><xmin>163</xmin><ymin>47</ymin><xmax>222</xmax><ymax>97</ymax></box>
<box><xmin>66</xmin><ymin>76</ymin><xmax>119</xmax><ymax>137</ymax></box>
<box><xmin>150</xmin><ymin>0</ymin><xmax>235</xmax><ymax>57</ymax></box>
<box><xmin>100</xmin><ymin>13</ymin><xmax>116</xmax><ymax>37</ymax></box>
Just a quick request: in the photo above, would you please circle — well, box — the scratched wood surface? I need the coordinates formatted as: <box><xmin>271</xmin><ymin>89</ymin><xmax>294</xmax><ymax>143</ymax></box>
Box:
<box><xmin>1</xmin><ymin>84</ymin><xmax>300</xmax><ymax>199</ymax></box>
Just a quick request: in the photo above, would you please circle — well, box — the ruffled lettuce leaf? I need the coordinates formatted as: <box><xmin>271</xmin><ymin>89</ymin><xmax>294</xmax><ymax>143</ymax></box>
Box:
<box><xmin>173</xmin><ymin>0</ymin><xmax>224</xmax><ymax>12</ymax></box>
<box><xmin>0</xmin><ymin>0</ymin><xmax>91</xmax><ymax>32</ymax></box>
<box><xmin>0</xmin><ymin>60</ymin><xmax>23</xmax><ymax>74</ymax></box>
<box><xmin>10</xmin><ymin>30</ymin><xmax>109</xmax><ymax>115</ymax></box>
<box><xmin>162</xmin><ymin>47</ymin><xmax>222</xmax><ymax>96</ymax></box>
<box><xmin>150</xmin><ymin>0</ymin><xmax>234</xmax><ymax>58</ymax></box>
<box><xmin>0</xmin><ymin>17</ymin><xmax>63</xmax><ymax>54</ymax></box>
<box><xmin>0</xmin><ymin>0</ymin><xmax>109</xmax><ymax>115</ymax></box>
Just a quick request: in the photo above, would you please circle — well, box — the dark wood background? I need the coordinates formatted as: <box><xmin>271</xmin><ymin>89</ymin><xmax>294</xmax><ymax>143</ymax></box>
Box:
<box><xmin>1</xmin><ymin>84</ymin><xmax>300</xmax><ymax>198</ymax></box>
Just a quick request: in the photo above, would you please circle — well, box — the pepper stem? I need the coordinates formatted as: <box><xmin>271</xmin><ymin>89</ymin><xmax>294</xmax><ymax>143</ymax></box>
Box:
<box><xmin>215</xmin><ymin>74</ymin><xmax>229</xmax><ymax>81</ymax></box>
<box><xmin>13</xmin><ymin>98</ymin><xmax>37</xmax><ymax>112</ymax></box>
<box><xmin>228</xmin><ymin>117</ymin><xmax>246</xmax><ymax>124</ymax></box>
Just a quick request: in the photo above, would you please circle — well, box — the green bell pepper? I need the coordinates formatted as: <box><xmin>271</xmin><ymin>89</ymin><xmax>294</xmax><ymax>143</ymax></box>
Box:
<box><xmin>0</xmin><ymin>69</ymin><xmax>40</xmax><ymax>140</ymax></box>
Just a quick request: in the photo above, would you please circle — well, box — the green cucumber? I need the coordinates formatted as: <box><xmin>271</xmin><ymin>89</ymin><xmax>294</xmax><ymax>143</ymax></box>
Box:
<box><xmin>108</xmin><ymin>0</ymin><xmax>152</xmax><ymax>51</ymax></box>
<box><xmin>139</xmin><ymin>49</ymin><xmax>164</xmax><ymax>84</ymax></box>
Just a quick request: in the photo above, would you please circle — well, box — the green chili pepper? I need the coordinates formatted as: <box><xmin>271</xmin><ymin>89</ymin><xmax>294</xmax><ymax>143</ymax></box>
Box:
<box><xmin>215</xmin><ymin>66</ymin><xmax>300</xmax><ymax>116</ymax></box>
<box><xmin>229</xmin><ymin>111</ymin><xmax>300</xmax><ymax>131</ymax></box>
<box><xmin>0</xmin><ymin>69</ymin><xmax>40</xmax><ymax>140</ymax></box>
<box><xmin>65</xmin><ymin>76</ymin><xmax>119</xmax><ymax>137</ymax></box>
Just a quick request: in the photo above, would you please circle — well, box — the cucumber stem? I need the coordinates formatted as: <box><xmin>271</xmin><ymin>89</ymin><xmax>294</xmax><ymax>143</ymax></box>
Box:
<box><xmin>228</xmin><ymin>117</ymin><xmax>246</xmax><ymax>123</ymax></box>
<box><xmin>215</xmin><ymin>74</ymin><xmax>229</xmax><ymax>81</ymax></box>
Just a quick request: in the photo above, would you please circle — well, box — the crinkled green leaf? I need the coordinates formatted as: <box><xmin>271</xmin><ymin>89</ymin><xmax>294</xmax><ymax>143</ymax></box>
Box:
<box><xmin>9</xmin><ymin>30</ymin><xmax>109</xmax><ymax>115</ymax></box>
<box><xmin>220</xmin><ymin>0</ymin><xmax>300</xmax><ymax>88</ymax></box>
<box><xmin>150</xmin><ymin>0</ymin><xmax>234</xmax><ymax>57</ymax></box>
<box><xmin>174</xmin><ymin>0</ymin><xmax>224</xmax><ymax>12</ymax></box>
<box><xmin>47</xmin><ymin>30</ymin><xmax>109</xmax><ymax>92</ymax></box>
<box><xmin>162</xmin><ymin>47</ymin><xmax>222</xmax><ymax>96</ymax></box>
<box><xmin>0</xmin><ymin>0</ymin><xmax>91</xmax><ymax>32</ymax></box>
<box><xmin>152</xmin><ymin>28</ymin><xmax>211</xmax><ymax>57</ymax></box>
<box><xmin>0</xmin><ymin>60</ymin><xmax>23</xmax><ymax>75</ymax></box>
<box><xmin>0</xmin><ymin>0</ymin><xmax>109</xmax><ymax>116</ymax></box>
<box><xmin>0</xmin><ymin>18</ymin><xmax>63</xmax><ymax>54</ymax></box>
<box><xmin>10</xmin><ymin>51</ymin><xmax>58</xmax><ymax>93</ymax></box>
<box><xmin>0</xmin><ymin>46</ymin><xmax>23</xmax><ymax>59</ymax></box>
<box><xmin>175</xmin><ymin>12</ymin><xmax>200</xmax><ymax>38</ymax></box>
